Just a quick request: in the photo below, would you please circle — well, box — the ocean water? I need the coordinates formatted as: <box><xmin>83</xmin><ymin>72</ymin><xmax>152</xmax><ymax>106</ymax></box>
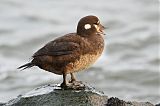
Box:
<box><xmin>0</xmin><ymin>0</ymin><xmax>159</xmax><ymax>104</ymax></box>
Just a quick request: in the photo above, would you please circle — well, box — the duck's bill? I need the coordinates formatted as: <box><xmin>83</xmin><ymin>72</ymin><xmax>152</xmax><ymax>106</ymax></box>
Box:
<box><xmin>94</xmin><ymin>24</ymin><xmax>106</xmax><ymax>35</ymax></box>
<box><xmin>98</xmin><ymin>24</ymin><xmax>106</xmax><ymax>35</ymax></box>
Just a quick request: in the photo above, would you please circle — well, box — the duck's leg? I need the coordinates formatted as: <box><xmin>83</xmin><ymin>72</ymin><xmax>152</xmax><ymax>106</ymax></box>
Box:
<box><xmin>69</xmin><ymin>73</ymin><xmax>85</xmax><ymax>89</ymax></box>
<box><xmin>59</xmin><ymin>73</ymin><xmax>85</xmax><ymax>90</ymax></box>
<box><xmin>69</xmin><ymin>73</ymin><xmax>76</xmax><ymax>83</ymax></box>
<box><xmin>60</xmin><ymin>73</ymin><xmax>68</xmax><ymax>88</ymax></box>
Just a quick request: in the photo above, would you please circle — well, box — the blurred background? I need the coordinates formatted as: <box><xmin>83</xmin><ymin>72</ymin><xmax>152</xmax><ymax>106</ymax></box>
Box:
<box><xmin>0</xmin><ymin>0</ymin><xmax>159</xmax><ymax>104</ymax></box>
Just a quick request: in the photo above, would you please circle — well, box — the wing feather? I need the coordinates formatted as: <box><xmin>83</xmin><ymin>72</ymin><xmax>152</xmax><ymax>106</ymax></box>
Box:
<box><xmin>33</xmin><ymin>41</ymin><xmax>80</xmax><ymax>57</ymax></box>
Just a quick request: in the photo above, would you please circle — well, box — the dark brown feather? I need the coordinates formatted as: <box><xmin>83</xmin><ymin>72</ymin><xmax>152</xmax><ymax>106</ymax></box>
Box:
<box><xmin>33</xmin><ymin>36</ymin><xmax>80</xmax><ymax>57</ymax></box>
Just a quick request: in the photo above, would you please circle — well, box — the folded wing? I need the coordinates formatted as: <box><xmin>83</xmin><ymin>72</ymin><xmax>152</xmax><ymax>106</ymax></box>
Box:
<box><xmin>33</xmin><ymin>41</ymin><xmax>80</xmax><ymax>57</ymax></box>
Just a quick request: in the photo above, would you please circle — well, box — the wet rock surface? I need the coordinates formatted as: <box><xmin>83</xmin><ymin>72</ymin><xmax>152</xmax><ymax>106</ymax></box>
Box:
<box><xmin>0</xmin><ymin>103</ymin><xmax>5</xmax><ymax>106</ymax></box>
<box><xmin>3</xmin><ymin>84</ymin><xmax>155</xmax><ymax>106</ymax></box>
<box><xmin>155</xmin><ymin>103</ymin><xmax>160</xmax><ymax>106</ymax></box>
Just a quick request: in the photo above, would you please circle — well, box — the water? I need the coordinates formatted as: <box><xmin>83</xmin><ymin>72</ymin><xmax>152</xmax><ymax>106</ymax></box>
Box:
<box><xmin>0</xmin><ymin>0</ymin><xmax>159</xmax><ymax>104</ymax></box>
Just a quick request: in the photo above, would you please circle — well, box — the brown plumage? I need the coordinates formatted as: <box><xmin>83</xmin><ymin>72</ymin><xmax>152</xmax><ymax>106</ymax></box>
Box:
<box><xmin>18</xmin><ymin>15</ymin><xmax>105</xmax><ymax>88</ymax></box>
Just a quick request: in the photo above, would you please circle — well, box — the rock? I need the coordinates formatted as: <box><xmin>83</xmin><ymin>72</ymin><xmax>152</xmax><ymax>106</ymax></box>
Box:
<box><xmin>3</xmin><ymin>84</ymin><xmax>155</xmax><ymax>106</ymax></box>
<box><xmin>106</xmin><ymin>97</ymin><xmax>126</xmax><ymax>106</ymax></box>
<box><xmin>4</xmin><ymin>84</ymin><xmax>108</xmax><ymax>106</ymax></box>
<box><xmin>0</xmin><ymin>103</ymin><xmax>5</xmax><ymax>106</ymax></box>
<box><xmin>106</xmin><ymin>97</ymin><xmax>154</xmax><ymax>106</ymax></box>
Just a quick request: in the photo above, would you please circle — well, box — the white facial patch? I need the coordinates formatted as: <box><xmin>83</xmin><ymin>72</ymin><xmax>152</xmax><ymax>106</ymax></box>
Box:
<box><xmin>94</xmin><ymin>24</ymin><xmax>100</xmax><ymax>32</ymax></box>
<box><xmin>97</xmin><ymin>20</ymin><xmax>100</xmax><ymax>24</ymax></box>
<box><xmin>94</xmin><ymin>24</ymin><xmax>98</xmax><ymax>29</ymax></box>
<box><xmin>84</xmin><ymin>24</ymin><xmax>91</xmax><ymax>30</ymax></box>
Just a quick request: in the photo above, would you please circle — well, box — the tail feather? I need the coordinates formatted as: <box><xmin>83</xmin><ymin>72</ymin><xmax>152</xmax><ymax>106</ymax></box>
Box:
<box><xmin>18</xmin><ymin>63</ymin><xmax>34</xmax><ymax>71</ymax></box>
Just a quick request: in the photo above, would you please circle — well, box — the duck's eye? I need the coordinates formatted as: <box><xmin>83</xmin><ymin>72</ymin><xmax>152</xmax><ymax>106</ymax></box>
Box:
<box><xmin>98</xmin><ymin>20</ymin><xmax>100</xmax><ymax>24</ymax></box>
<box><xmin>94</xmin><ymin>21</ymin><xmax>100</xmax><ymax>25</ymax></box>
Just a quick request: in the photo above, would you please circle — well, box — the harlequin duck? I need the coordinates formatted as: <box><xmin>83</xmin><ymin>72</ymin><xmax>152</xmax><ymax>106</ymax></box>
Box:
<box><xmin>18</xmin><ymin>15</ymin><xmax>105</xmax><ymax>88</ymax></box>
